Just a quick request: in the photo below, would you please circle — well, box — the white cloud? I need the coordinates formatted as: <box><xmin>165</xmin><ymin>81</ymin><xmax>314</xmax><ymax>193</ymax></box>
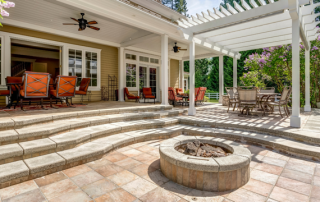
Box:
<box><xmin>186</xmin><ymin>0</ymin><xmax>222</xmax><ymax>16</ymax></box>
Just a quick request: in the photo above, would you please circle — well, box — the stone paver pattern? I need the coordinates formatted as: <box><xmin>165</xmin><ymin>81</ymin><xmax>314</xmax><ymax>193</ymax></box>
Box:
<box><xmin>1</xmin><ymin>139</ymin><xmax>319</xmax><ymax>202</ymax></box>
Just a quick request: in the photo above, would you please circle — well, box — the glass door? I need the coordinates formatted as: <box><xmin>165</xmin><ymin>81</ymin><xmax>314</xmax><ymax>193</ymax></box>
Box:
<box><xmin>139</xmin><ymin>66</ymin><xmax>147</xmax><ymax>95</ymax></box>
<box><xmin>150</xmin><ymin>67</ymin><xmax>157</xmax><ymax>98</ymax></box>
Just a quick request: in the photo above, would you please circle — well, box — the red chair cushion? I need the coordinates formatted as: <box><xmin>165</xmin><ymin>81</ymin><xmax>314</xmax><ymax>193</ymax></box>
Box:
<box><xmin>127</xmin><ymin>96</ymin><xmax>140</xmax><ymax>99</ymax></box>
<box><xmin>76</xmin><ymin>90</ymin><xmax>87</xmax><ymax>95</ymax></box>
<box><xmin>79</xmin><ymin>78</ymin><xmax>90</xmax><ymax>92</ymax></box>
<box><xmin>143</xmin><ymin>88</ymin><xmax>152</xmax><ymax>96</ymax></box>
<box><xmin>50</xmin><ymin>90</ymin><xmax>74</xmax><ymax>97</ymax></box>
<box><xmin>6</xmin><ymin>77</ymin><xmax>22</xmax><ymax>91</ymax></box>
<box><xmin>0</xmin><ymin>90</ymin><xmax>10</xmax><ymax>96</ymax></box>
<box><xmin>144</xmin><ymin>95</ymin><xmax>155</xmax><ymax>99</ymax></box>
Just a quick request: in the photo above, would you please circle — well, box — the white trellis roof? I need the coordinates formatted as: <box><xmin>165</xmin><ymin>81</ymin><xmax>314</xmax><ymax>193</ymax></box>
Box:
<box><xmin>177</xmin><ymin>0</ymin><xmax>320</xmax><ymax>55</ymax></box>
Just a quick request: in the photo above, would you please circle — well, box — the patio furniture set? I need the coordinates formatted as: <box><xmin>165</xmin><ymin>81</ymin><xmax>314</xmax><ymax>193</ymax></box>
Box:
<box><xmin>225</xmin><ymin>86</ymin><xmax>292</xmax><ymax>117</ymax></box>
<box><xmin>169</xmin><ymin>87</ymin><xmax>207</xmax><ymax>106</ymax></box>
<box><xmin>0</xmin><ymin>71</ymin><xmax>91</xmax><ymax>110</ymax></box>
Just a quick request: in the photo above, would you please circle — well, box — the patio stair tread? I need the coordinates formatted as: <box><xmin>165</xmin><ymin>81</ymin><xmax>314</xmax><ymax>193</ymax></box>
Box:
<box><xmin>0</xmin><ymin>109</ymin><xmax>186</xmax><ymax>144</ymax></box>
<box><xmin>1</xmin><ymin>125</ymin><xmax>320</xmax><ymax>186</ymax></box>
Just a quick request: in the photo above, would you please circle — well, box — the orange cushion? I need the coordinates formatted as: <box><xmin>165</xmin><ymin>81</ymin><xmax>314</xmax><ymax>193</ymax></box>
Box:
<box><xmin>76</xmin><ymin>91</ymin><xmax>87</xmax><ymax>95</ymax></box>
<box><xmin>50</xmin><ymin>90</ymin><xmax>74</xmax><ymax>97</ymax></box>
<box><xmin>20</xmin><ymin>90</ymin><xmax>48</xmax><ymax>97</ymax></box>
<box><xmin>0</xmin><ymin>90</ymin><xmax>10</xmax><ymax>96</ymax></box>
<box><xmin>144</xmin><ymin>95</ymin><xmax>155</xmax><ymax>98</ymax></box>
<box><xmin>128</xmin><ymin>93</ymin><xmax>135</xmax><ymax>97</ymax></box>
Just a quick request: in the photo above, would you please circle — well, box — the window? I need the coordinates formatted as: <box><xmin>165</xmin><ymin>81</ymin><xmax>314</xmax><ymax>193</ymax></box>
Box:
<box><xmin>68</xmin><ymin>48</ymin><xmax>100</xmax><ymax>88</ymax></box>
<box><xmin>86</xmin><ymin>52</ymin><xmax>97</xmax><ymax>86</ymax></box>
<box><xmin>139</xmin><ymin>56</ymin><xmax>149</xmax><ymax>63</ymax></box>
<box><xmin>139</xmin><ymin>66</ymin><xmax>147</xmax><ymax>90</ymax></box>
<box><xmin>150</xmin><ymin>58</ymin><xmax>159</xmax><ymax>64</ymax></box>
<box><xmin>68</xmin><ymin>49</ymin><xmax>82</xmax><ymax>86</ymax></box>
<box><xmin>126</xmin><ymin>63</ymin><xmax>136</xmax><ymax>87</ymax></box>
<box><xmin>126</xmin><ymin>54</ymin><xmax>136</xmax><ymax>60</ymax></box>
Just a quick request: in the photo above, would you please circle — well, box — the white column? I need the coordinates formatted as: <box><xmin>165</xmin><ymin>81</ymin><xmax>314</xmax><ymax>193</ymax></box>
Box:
<box><xmin>118</xmin><ymin>47</ymin><xmax>125</xmax><ymax>101</ymax></box>
<box><xmin>304</xmin><ymin>46</ymin><xmax>311</xmax><ymax>111</ymax></box>
<box><xmin>188</xmin><ymin>39</ymin><xmax>196</xmax><ymax>115</ymax></box>
<box><xmin>290</xmin><ymin>18</ymin><xmax>301</xmax><ymax>127</ymax></box>
<box><xmin>179</xmin><ymin>60</ymin><xmax>184</xmax><ymax>90</ymax></box>
<box><xmin>3</xmin><ymin>35</ymin><xmax>11</xmax><ymax>104</ymax></box>
<box><xmin>219</xmin><ymin>55</ymin><xmax>224</xmax><ymax>103</ymax></box>
<box><xmin>161</xmin><ymin>34</ymin><xmax>169</xmax><ymax>105</ymax></box>
<box><xmin>233</xmin><ymin>57</ymin><xmax>237</xmax><ymax>87</ymax></box>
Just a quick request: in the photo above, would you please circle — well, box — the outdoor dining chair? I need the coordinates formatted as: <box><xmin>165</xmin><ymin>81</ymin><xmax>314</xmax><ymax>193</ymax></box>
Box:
<box><xmin>225</xmin><ymin>87</ymin><xmax>239</xmax><ymax>113</ymax></box>
<box><xmin>124</xmin><ymin>87</ymin><xmax>140</xmax><ymax>102</ymax></box>
<box><xmin>175</xmin><ymin>88</ymin><xmax>184</xmax><ymax>96</ymax></box>
<box><xmin>195</xmin><ymin>87</ymin><xmax>207</xmax><ymax>105</ymax></box>
<box><xmin>237</xmin><ymin>86</ymin><xmax>258</xmax><ymax>115</ymax></box>
<box><xmin>50</xmin><ymin>75</ymin><xmax>77</xmax><ymax>107</ymax></box>
<box><xmin>168</xmin><ymin>87</ymin><xmax>183</xmax><ymax>106</ymax></box>
<box><xmin>142</xmin><ymin>87</ymin><xmax>155</xmax><ymax>104</ymax></box>
<box><xmin>266</xmin><ymin>86</ymin><xmax>292</xmax><ymax>118</ymax></box>
<box><xmin>20</xmin><ymin>71</ymin><xmax>51</xmax><ymax>110</ymax></box>
<box><xmin>73</xmin><ymin>78</ymin><xmax>91</xmax><ymax>105</ymax></box>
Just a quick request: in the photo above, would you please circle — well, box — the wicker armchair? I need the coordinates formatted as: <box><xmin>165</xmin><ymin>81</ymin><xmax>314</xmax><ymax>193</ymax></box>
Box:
<box><xmin>266</xmin><ymin>86</ymin><xmax>292</xmax><ymax>118</ymax></box>
<box><xmin>237</xmin><ymin>86</ymin><xmax>258</xmax><ymax>115</ymax></box>
<box><xmin>225</xmin><ymin>87</ymin><xmax>239</xmax><ymax>112</ymax></box>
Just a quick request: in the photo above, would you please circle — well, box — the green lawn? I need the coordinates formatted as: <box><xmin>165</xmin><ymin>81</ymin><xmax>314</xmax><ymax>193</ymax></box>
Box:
<box><xmin>207</xmin><ymin>99</ymin><xmax>219</xmax><ymax>103</ymax></box>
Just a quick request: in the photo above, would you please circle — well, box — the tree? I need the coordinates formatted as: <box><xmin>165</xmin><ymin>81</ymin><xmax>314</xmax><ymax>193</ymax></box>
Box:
<box><xmin>0</xmin><ymin>1</ymin><xmax>15</xmax><ymax>26</ymax></box>
<box><xmin>162</xmin><ymin>0</ymin><xmax>188</xmax><ymax>16</ymax></box>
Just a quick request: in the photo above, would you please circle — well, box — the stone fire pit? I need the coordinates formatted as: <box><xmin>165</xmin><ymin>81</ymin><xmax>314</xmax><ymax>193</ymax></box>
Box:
<box><xmin>160</xmin><ymin>137</ymin><xmax>251</xmax><ymax>192</ymax></box>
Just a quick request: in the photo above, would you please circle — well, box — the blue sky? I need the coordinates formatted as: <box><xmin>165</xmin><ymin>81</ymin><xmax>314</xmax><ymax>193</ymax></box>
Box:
<box><xmin>186</xmin><ymin>0</ymin><xmax>222</xmax><ymax>16</ymax></box>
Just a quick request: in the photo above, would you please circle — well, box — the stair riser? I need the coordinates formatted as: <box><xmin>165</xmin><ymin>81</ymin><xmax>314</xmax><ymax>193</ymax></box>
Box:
<box><xmin>0</xmin><ymin>122</ymin><xmax>179</xmax><ymax>165</ymax></box>
<box><xmin>179</xmin><ymin>119</ymin><xmax>320</xmax><ymax>146</ymax></box>
<box><xmin>0</xmin><ymin>113</ymin><xmax>183</xmax><ymax>146</ymax></box>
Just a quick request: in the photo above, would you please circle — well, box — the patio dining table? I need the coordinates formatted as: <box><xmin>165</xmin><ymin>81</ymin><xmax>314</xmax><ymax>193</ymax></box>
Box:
<box><xmin>177</xmin><ymin>94</ymin><xmax>189</xmax><ymax>106</ymax></box>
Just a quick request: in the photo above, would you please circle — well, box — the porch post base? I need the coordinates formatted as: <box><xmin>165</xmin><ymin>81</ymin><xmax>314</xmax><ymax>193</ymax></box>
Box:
<box><xmin>304</xmin><ymin>105</ymin><xmax>311</xmax><ymax>112</ymax></box>
<box><xmin>188</xmin><ymin>107</ymin><xmax>196</xmax><ymax>116</ymax></box>
<box><xmin>290</xmin><ymin>116</ymin><xmax>301</xmax><ymax>128</ymax></box>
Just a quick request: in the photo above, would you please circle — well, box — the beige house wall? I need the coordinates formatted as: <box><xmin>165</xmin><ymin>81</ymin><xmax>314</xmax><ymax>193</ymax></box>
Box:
<box><xmin>0</xmin><ymin>25</ymin><xmax>119</xmax><ymax>104</ymax></box>
<box><xmin>170</xmin><ymin>59</ymin><xmax>179</xmax><ymax>89</ymax></box>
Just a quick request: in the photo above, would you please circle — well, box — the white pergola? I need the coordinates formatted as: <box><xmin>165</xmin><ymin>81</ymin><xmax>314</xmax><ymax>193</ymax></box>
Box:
<box><xmin>176</xmin><ymin>0</ymin><xmax>320</xmax><ymax>128</ymax></box>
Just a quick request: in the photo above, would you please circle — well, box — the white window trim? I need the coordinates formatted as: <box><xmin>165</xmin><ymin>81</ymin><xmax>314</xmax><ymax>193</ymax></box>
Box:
<box><xmin>124</xmin><ymin>50</ymin><xmax>160</xmax><ymax>92</ymax></box>
<box><xmin>0</xmin><ymin>31</ymin><xmax>101</xmax><ymax>91</ymax></box>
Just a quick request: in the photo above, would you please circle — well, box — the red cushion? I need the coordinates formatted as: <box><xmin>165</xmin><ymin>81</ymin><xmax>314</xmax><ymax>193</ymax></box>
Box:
<box><xmin>0</xmin><ymin>90</ymin><xmax>10</xmax><ymax>96</ymax></box>
<box><xmin>128</xmin><ymin>96</ymin><xmax>140</xmax><ymax>99</ymax></box>
<box><xmin>144</xmin><ymin>95</ymin><xmax>155</xmax><ymax>99</ymax></box>
<box><xmin>76</xmin><ymin>90</ymin><xmax>87</xmax><ymax>95</ymax></box>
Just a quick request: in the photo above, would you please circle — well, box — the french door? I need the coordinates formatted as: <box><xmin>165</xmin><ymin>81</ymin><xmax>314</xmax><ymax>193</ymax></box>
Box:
<box><xmin>139</xmin><ymin>65</ymin><xmax>158</xmax><ymax>101</ymax></box>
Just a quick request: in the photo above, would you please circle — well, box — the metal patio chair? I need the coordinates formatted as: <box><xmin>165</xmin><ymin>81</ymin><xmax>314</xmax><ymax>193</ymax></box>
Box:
<box><xmin>225</xmin><ymin>87</ymin><xmax>239</xmax><ymax>113</ymax></box>
<box><xmin>50</xmin><ymin>75</ymin><xmax>77</xmax><ymax>107</ymax></box>
<box><xmin>266</xmin><ymin>86</ymin><xmax>292</xmax><ymax>118</ymax></box>
<box><xmin>168</xmin><ymin>87</ymin><xmax>183</xmax><ymax>106</ymax></box>
<box><xmin>237</xmin><ymin>86</ymin><xmax>258</xmax><ymax>115</ymax></box>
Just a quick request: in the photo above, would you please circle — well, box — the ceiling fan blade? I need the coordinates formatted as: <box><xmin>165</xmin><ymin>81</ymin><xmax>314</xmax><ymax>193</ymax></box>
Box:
<box><xmin>63</xmin><ymin>23</ymin><xmax>78</xmax><ymax>25</ymax></box>
<box><xmin>71</xmin><ymin>17</ymin><xmax>79</xmax><ymax>22</ymax></box>
<box><xmin>78</xmin><ymin>28</ymin><xmax>84</xmax><ymax>31</ymax></box>
<box><xmin>178</xmin><ymin>47</ymin><xmax>181</xmax><ymax>49</ymax></box>
<box><xmin>88</xmin><ymin>26</ymin><xmax>100</xmax><ymax>31</ymax></box>
<box><xmin>87</xmin><ymin>21</ymin><xmax>98</xmax><ymax>25</ymax></box>
<box><xmin>179</xmin><ymin>49</ymin><xmax>187</xmax><ymax>51</ymax></box>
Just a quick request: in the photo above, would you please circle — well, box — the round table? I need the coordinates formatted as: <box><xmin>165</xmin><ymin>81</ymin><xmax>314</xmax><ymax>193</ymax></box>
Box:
<box><xmin>257</xmin><ymin>93</ymin><xmax>278</xmax><ymax>115</ymax></box>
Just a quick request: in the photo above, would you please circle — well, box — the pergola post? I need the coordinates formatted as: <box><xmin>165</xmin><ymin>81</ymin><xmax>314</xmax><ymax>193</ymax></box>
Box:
<box><xmin>304</xmin><ymin>46</ymin><xmax>311</xmax><ymax>111</ymax></box>
<box><xmin>118</xmin><ymin>47</ymin><xmax>124</xmax><ymax>101</ymax></box>
<box><xmin>290</xmin><ymin>18</ymin><xmax>301</xmax><ymax>127</ymax></box>
<box><xmin>233</xmin><ymin>57</ymin><xmax>237</xmax><ymax>88</ymax></box>
<box><xmin>188</xmin><ymin>39</ymin><xmax>196</xmax><ymax>115</ymax></box>
<box><xmin>219</xmin><ymin>55</ymin><xmax>224</xmax><ymax>103</ymax></box>
<box><xmin>161</xmin><ymin>34</ymin><xmax>169</xmax><ymax>105</ymax></box>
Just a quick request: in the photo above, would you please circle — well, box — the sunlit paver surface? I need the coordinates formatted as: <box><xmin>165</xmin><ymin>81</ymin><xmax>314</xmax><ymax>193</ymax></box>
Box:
<box><xmin>0</xmin><ymin>139</ymin><xmax>319</xmax><ymax>202</ymax></box>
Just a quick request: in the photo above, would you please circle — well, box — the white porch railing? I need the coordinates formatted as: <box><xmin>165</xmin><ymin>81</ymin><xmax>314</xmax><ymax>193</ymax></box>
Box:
<box><xmin>205</xmin><ymin>93</ymin><xmax>219</xmax><ymax>99</ymax></box>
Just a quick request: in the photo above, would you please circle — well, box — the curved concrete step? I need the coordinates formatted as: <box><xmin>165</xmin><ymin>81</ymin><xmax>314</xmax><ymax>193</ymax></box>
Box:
<box><xmin>0</xmin><ymin>118</ymin><xmax>180</xmax><ymax>164</ymax></box>
<box><xmin>0</xmin><ymin>105</ymin><xmax>173</xmax><ymax>131</ymax></box>
<box><xmin>1</xmin><ymin>125</ymin><xmax>320</xmax><ymax>189</ymax></box>
<box><xmin>178</xmin><ymin>116</ymin><xmax>320</xmax><ymax>146</ymax></box>
<box><xmin>0</xmin><ymin>109</ymin><xmax>186</xmax><ymax>145</ymax></box>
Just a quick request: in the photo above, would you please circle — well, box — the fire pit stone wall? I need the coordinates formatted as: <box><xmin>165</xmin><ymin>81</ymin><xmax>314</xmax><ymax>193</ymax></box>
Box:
<box><xmin>159</xmin><ymin>136</ymin><xmax>251</xmax><ymax>192</ymax></box>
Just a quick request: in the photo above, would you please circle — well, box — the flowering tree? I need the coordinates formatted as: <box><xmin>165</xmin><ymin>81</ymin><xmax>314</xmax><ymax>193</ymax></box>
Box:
<box><xmin>241</xmin><ymin>36</ymin><xmax>320</xmax><ymax>107</ymax></box>
<box><xmin>0</xmin><ymin>0</ymin><xmax>15</xmax><ymax>26</ymax></box>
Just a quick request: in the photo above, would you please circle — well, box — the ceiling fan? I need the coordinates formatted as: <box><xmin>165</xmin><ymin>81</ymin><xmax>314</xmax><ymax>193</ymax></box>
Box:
<box><xmin>63</xmin><ymin>13</ymin><xmax>100</xmax><ymax>31</ymax></box>
<box><xmin>172</xmin><ymin>42</ymin><xmax>187</xmax><ymax>53</ymax></box>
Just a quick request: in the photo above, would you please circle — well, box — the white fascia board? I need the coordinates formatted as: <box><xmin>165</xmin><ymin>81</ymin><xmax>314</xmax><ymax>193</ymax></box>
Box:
<box><xmin>197</xmin><ymin>11</ymin><xmax>291</xmax><ymax>39</ymax></box>
<box><xmin>187</xmin><ymin>0</ymin><xmax>288</xmax><ymax>35</ymax></box>
<box><xmin>1</xmin><ymin>18</ymin><xmax>120</xmax><ymax>47</ymax></box>
<box><xmin>121</xmin><ymin>34</ymin><xmax>158</xmax><ymax>47</ymax></box>
<box><xmin>182</xmin><ymin>53</ymin><xmax>219</xmax><ymax>60</ymax></box>
<box><xmin>205</xmin><ymin>19</ymin><xmax>292</xmax><ymax>43</ymax></box>
<box><xmin>218</xmin><ymin>28</ymin><xmax>292</xmax><ymax>47</ymax></box>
